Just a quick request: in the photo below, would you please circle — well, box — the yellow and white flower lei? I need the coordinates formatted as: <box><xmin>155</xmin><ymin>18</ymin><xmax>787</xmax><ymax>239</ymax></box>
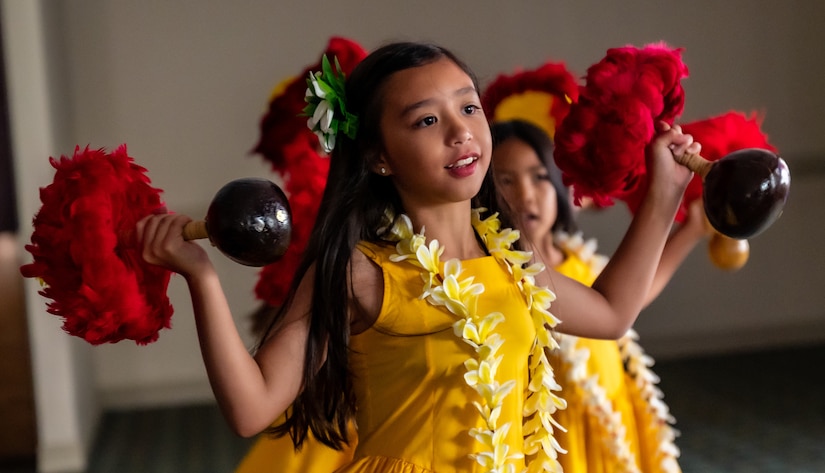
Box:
<box><xmin>619</xmin><ymin>330</ymin><xmax>681</xmax><ymax>473</ymax></box>
<box><xmin>554</xmin><ymin>231</ymin><xmax>680</xmax><ymax>473</ymax></box>
<box><xmin>384</xmin><ymin>209</ymin><xmax>566</xmax><ymax>473</ymax></box>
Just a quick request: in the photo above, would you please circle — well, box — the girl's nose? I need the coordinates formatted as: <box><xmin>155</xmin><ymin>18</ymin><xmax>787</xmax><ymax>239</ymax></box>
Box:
<box><xmin>510</xmin><ymin>180</ymin><xmax>534</xmax><ymax>211</ymax></box>
<box><xmin>446</xmin><ymin>115</ymin><xmax>472</xmax><ymax>145</ymax></box>
<box><xmin>513</xmin><ymin>179</ymin><xmax>534</xmax><ymax>207</ymax></box>
<box><xmin>452</xmin><ymin>127</ymin><xmax>472</xmax><ymax>145</ymax></box>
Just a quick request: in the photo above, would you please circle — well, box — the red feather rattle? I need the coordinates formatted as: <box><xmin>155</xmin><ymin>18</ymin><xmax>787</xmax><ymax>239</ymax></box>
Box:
<box><xmin>21</xmin><ymin>145</ymin><xmax>291</xmax><ymax>345</ymax></box>
<box><xmin>554</xmin><ymin>43</ymin><xmax>790</xmax><ymax>242</ymax></box>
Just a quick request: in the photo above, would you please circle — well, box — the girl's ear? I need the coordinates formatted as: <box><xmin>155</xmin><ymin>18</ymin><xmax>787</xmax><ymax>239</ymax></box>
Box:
<box><xmin>372</xmin><ymin>154</ymin><xmax>392</xmax><ymax>176</ymax></box>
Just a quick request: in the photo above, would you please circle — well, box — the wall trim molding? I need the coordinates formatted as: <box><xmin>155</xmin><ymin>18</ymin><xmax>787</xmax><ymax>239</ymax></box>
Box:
<box><xmin>38</xmin><ymin>441</ymin><xmax>87</xmax><ymax>473</ymax></box>
<box><xmin>100</xmin><ymin>380</ymin><xmax>215</xmax><ymax>410</ymax></box>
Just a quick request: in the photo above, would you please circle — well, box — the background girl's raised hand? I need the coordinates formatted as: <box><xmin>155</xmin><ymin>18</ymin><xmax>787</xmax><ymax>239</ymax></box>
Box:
<box><xmin>136</xmin><ymin>212</ymin><xmax>213</xmax><ymax>279</ymax></box>
<box><xmin>682</xmin><ymin>197</ymin><xmax>712</xmax><ymax>238</ymax></box>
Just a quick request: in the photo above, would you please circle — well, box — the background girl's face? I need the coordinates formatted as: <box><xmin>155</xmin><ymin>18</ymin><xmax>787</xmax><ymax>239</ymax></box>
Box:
<box><xmin>492</xmin><ymin>137</ymin><xmax>558</xmax><ymax>243</ymax></box>
<box><xmin>375</xmin><ymin>58</ymin><xmax>492</xmax><ymax>209</ymax></box>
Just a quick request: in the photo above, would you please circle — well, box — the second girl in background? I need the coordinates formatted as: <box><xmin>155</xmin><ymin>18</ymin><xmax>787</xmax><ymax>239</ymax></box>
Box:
<box><xmin>491</xmin><ymin>119</ymin><xmax>708</xmax><ymax>473</ymax></box>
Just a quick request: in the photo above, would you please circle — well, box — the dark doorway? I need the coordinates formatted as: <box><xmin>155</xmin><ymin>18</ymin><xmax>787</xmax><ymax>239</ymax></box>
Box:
<box><xmin>0</xmin><ymin>9</ymin><xmax>16</xmax><ymax>233</ymax></box>
<box><xmin>0</xmin><ymin>8</ymin><xmax>38</xmax><ymax>468</ymax></box>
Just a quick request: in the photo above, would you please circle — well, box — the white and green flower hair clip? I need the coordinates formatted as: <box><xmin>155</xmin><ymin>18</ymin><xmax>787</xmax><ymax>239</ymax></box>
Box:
<box><xmin>304</xmin><ymin>55</ymin><xmax>358</xmax><ymax>153</ymax></box>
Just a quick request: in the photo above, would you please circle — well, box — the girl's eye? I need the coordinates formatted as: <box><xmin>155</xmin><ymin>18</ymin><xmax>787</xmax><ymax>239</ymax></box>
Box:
<box><xmin>534</xmin><ymin>173</ymin><xmax>551</xmax><ymax>183</ymax></box>
<box><xmin>463</xmin><ymin>104</ymin><xmax>481</xmax><ymax>115</ymax></box>
<box><xmin>415</xmin><ymin>116</ymin><xmax>437</xmax><ymax>128</ymax></box>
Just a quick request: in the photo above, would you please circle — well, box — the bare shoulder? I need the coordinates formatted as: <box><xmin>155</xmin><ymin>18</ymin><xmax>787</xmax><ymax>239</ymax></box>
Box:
<box><xmin>348</xmin><ymin>245</ymin><xmax>383</xmax><ymax>334</ymax></box>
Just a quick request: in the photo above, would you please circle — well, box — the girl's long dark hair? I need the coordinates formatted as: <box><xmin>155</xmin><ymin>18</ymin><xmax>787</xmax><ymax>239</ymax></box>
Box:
<box><xmin>490</xmin><ymin>119</ymin><xmax>578</xmax><ymax>234</ymax></box>
<box><xmin>258</xmin><ymin>42</ymin><xmax>509</xmax><ymax>450</ymax></box>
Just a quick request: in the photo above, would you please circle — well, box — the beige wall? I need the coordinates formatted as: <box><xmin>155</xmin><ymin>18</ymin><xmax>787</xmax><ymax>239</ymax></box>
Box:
<box><xmin>5</xmin><ymin>1</ymin><xmax>825</xmax><ymax>471</ymax></box>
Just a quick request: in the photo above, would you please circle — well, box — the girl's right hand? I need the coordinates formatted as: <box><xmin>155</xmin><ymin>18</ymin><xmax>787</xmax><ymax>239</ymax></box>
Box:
<box><xmin>136</xmin><ymin>212</ymin><xmax>213</xmax><ymax>278</ymax></box>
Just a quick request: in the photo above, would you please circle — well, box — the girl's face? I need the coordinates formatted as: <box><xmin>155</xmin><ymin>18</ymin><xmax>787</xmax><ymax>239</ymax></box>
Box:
<box><xmin>375</xmin><ymin>58</ymin><xmax>491</xmax><ymax>209</ymax></box>
<box><xmin>492</xmin><ymin>137</ymin><xmax>558</xmax><ymax>243</ymax></box>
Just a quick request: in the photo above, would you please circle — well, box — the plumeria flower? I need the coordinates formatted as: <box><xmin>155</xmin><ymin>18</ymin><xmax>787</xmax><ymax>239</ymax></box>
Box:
<box><xmin>430</xmin><ymin>260</ymin><xmax>485</xmax><ymax>314</ymax></box>
<box><xmin>523</xmin><ymin>411</ymin><xmax>565</xmax><ymax>446</ymax></box>
<box><xmin>524</xmin><ymin>382</ymin><xmax>567</xmax><ymax>415</ymax></box>
<box><xmin>310</xmin><ymin>99</ymin><xmax>334</xmax><ymax>133</ymax></box>
<box><xmin>374</xmin><ymin>208</ymin><xmax>397</xmax><ymax>236</ymax></box>
<box><xmin>415</xmin><ymin>239</ymin><xmax>443</xmax><ymax>274</ymax></box>
<box><xmin>486</xmin><ymin>227</ymin><xmax>520</xmax><ymax>250</ymax></box>
<box><xmin>390</xmin><ymin>221</ymin><xmax>427</xmax><ymax>264</ymax></box>
<box><xmin>516</xmin><ymin>262</ymin><xmax>546</xmax><ymax>284</ymax></box>
<box><xmin>475</xmin><ymin>332</ymin><xmax>505</xmax><ymax>359</ymax></box>
<box><xmin>386</xmin><ymin>213</ymin><xmax>413</xmax><ymax>241</ymax></box>
<box><xmin>489</xmin><ymin>380</ymin><xmax>517</xmax><ymax>411</ymax></box>
<box><xmin>560</xmin><ymin>340</ymin><xmax>591</xmax><ymax>382</ymax></box>
<box><xmin>458</xmin><ymin>312</ymin><xmax>503</xmax><ymax>345</ymax></box>
<box><xmin>313</xmin><ymin>130</ymin><xmax>335</xmax><ymax>154</ymax></box>
<box><xmin>307</xmin><ymin>71</ymin><xmax>328</xmax><ymax>99</ymax></box>
<box><xmin>528</xmin><ymin>358</ymin><xmax>561</xmax><ymax>394</ymax></box>
<box><xmin>526</xmin><ymin>455</ymin><xmax>563</xmax><ymax>473</ymax></box>
<box><xmin>471</xmin><ymin>400</ymin><xmax>501</xmax><ymax>425</ymax></box>
<box><xmin>431</xmin><ymin>272</ymin><xmax>470</xmax><ymax>314</ymax></box>
<box><xmin>471</xmin><ymin>209</ymin><xmax>502</xmax><ymax>242</ymax></box>
<box><xmin>470</xmin><ymin>424</ymin><xmax>521</xmax><ymax>471</ymax></box>
<box><xmin>303</xmin><ymin>55</ymin><xmax>357</xmax><ymax>153</ymax></box>
<box><xmin>464</xmin><ymin>357</ymin><xmax>495</xmax><ymax>387</ymax></box>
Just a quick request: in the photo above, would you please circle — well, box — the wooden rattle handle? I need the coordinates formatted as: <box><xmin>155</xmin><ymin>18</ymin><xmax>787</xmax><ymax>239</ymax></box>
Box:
<box><xmin>182</xmin><ymin>220</ymin><xmax>208</xmax><ymax>241</ymax></box>
<box><xmin>673</xmin><ymin>152</ymin><xmax>713</xmax><ymax>178</ymax></box>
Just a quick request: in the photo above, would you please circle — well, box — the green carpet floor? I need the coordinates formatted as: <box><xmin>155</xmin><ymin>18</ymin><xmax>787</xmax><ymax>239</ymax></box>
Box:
<box><xmin>657</xmin><ymin>342</ymin><xmax>825</xmax><ymax>473</ymax></box>
<box><xmin>4</xmin><ymin>343</ymin><xmax>824</xmax><ymax>472</ymax></box>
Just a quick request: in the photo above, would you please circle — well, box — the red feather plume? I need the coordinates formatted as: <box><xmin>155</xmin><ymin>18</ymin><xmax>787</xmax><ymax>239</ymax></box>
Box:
<box><xmin>553</xmin><ymin>43</ymin><xmax>689</xmax><ymax>207</ymax></box>
<box><xmin>20</xmin><ymin>145</ymin><xmax>173</xmax><ymax>345</ymax></box>
<box><xmin>252</xmin><ymin>37</ymin><xmax>366</xmax><ymax>307</ymax></box>
<box><xmin>481</xmin><ymin>61</ymin><xmax>579</xmax><ymax>135</ymax></box>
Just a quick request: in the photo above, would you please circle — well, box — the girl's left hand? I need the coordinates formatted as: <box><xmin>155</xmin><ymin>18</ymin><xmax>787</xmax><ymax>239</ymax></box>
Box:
<box><xmin>647</xmin><ymin>121</ymin><xmax>701</xmax><ymax>203</ymax></box>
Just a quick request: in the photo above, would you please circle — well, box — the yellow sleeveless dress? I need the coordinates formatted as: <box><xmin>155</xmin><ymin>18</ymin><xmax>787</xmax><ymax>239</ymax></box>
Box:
<box><xmin>552</xmin><ymin>251</ymin><xmax>680</xmax><ymax>473</ymax></box>
<box><xmin>234</xmin><ymin>242</ymin><xmax>679</xmax><ymax>472</ymax></box>
<box><xmin>341</xmin><ymin>241</ymin><xmax>535</xmax><ymax>472</ymax></box>
<box><xmin>235</xmin><ymin>241</ymin><xmax>535</xmax><ymax>472</ymax></box>
<box><xmin>233</xmin><ymin>415</ymin><xmax>355</xmax><ymax>472</ymax></box>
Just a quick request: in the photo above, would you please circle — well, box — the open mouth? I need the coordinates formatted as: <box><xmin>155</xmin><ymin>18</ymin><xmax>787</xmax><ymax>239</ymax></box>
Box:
<box><xmin>445</xmin><ymin>156</ymin><xmax>478</xmax><ymax>169</ymax></box>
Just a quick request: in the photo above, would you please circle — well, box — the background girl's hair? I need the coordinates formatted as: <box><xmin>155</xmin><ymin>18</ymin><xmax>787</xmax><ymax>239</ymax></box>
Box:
<box><xmin>258</xmin><ymin>41</ymin><xmax>510</xmax><ymax>450</ymax></box>
<box><xmin>491</xmin><ymin>119</ymin><xmax>578</xmax><ymax>234</ymax></box>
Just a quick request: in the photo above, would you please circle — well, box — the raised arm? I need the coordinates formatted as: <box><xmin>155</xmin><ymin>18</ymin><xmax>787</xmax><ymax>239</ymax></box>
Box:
<box><xmin>136</xmin><ymin>213</ymin><xmax>310</xmax><ymax>437</ymax></box>
<box><xmin>545</xmin><ymin>123</ymin><xmax>699</xmax><ymax>339</ymax></box>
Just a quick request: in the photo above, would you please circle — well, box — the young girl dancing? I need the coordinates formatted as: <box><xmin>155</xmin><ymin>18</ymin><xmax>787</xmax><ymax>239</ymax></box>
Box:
<box><xmin>137</xmin><ymin>41</ymin><xmax>699</xmax><ymax>472</ymax></box>
<box><xmin>491</xmin><ymin>119</ymin><xmax>707</xmax><ymax>472</ymax></box>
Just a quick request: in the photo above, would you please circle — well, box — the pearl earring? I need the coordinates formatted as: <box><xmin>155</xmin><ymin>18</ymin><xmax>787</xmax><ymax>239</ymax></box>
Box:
<box><xmin>380</xmin><ymin>167</ymin><xmax>386</xmax><ymax>175</ymax></box>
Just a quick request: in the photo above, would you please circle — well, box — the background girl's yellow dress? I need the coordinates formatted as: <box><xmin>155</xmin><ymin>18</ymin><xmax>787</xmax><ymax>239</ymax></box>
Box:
<box><xmin>553</xmin><ymin>250</ymin><xmax>680</xmax><ymax>473</ymax></box>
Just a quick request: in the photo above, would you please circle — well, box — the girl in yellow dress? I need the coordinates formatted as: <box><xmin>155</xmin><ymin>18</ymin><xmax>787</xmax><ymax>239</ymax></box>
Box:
<box><xmin>491</xmin><ymin>119</ymin><xmax>708</xmax><ymax>472</ymax></box>
<box><xmin>136</xmin><ymin>41</ymin><xmax>700</xmax><ymax>472</ymax></box>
